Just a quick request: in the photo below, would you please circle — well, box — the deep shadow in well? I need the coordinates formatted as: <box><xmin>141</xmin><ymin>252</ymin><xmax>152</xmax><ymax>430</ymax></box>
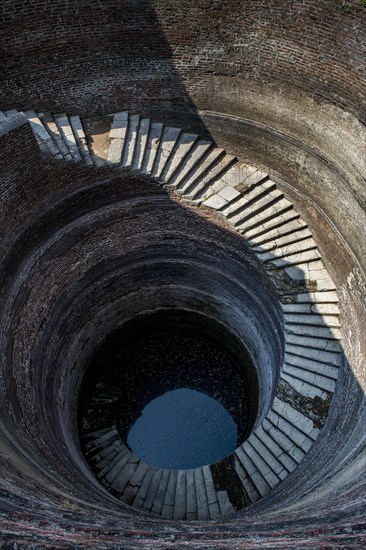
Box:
<box><xmin>0</xmin><ymin>131</ymin><xmax>364</xmax><ymax>530</ymax></box>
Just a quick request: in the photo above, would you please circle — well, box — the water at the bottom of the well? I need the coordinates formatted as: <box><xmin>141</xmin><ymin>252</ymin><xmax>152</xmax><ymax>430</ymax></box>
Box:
<box><xmin>127</xmin><ymin>388</ymin><xmax>238</xmax><ymax>469</ymax></box>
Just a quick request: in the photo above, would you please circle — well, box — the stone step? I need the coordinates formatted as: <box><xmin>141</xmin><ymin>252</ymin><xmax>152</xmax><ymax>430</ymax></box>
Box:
<box><xmin>248</xmin><ymin>433</ymin><xmax>288</xmax><ymax>480</ymax></box>
<box><xmin>233</xmin><ymin>454</ymin><xmax>261</xmax><ymax>503</ymax></box>
<box><xmin>230</xmin><ymin>164</ymin><xmax>269</xmax><ymax>189</ymax></box>
<box><xmin>161</xmin><ymin>470</ymin><xmax>178</xmax><ymax>519</ymax></box>
<box><xmin>266</xmin><ymin>412</ymin><xmax>315</xmax><ymax>453</ymax></box>
<box><xmin>205</xmin><ymin>162</ymin><xmax>241</xmax><ymax>189</ymax></box>
<box><xmin>120</xmin><ymin>462</ymin><xmax>150</xmax><ymax>505</ymax></box>
<box><xmin>285</xmin><ymin>323</ymin><xmax>342</xmax><ymax>341</ymax></box>
<box><xmin>230</xmin><ymin>189</ymin><xmax>285</xmax><ymax>229</ymax></box>
<box><xmin>201</xmin><ymin>180</ymin><xmax>242</xmax><ymax>207</ymax></box>
<box><xmin>82</xmin><ymin>425</ymin><xmax>112</xmax><ymax>441</ymax></box>
<box><xmin>131</xmin><ymin>117</ymin><xmax>151</xmax><ymax>170</ymax></box>
<box><xmin>272</xmin><ymin>248</ymin><xmax>322</xmax><ymax>269</ymax></box>
<box><xmin>121</xmin><ymin>113</ymin><xmax>140</xmax><ymax>167</ymax></box>
<box><xmin>294</xmin><ymin>291</ymin><xmax>339</xmax><ymax>304</ymax></box>
<box><xmin>202</xmin><ymin>465</ymin><xmax>221</xmax><ymax>518</ymax></box>
<box><xmin>85</xmin><ymin>436</ymin><xmax>121</xmax><ymax>462</ymax></box>
<box><xmin>141</xmin><ymin>122</ymin><xmax>164</xmax><ymax>174</ymax></box>
<box><xmin>110</xmin><ymin>455</ymin><xmax>140</xmax><ymax>495</ymax></box>
<box><xmin>92</xmin><ymin>442</ymin><xmax>121</xmax><ymax>469</ymax></box>
<box><xmin>254</xmin><ymin>424</ymin><xmax>298</xmax><ymax>473</ymax></box>
<box><xmin>217</xmin><ymin>491</ymin><xmax>236</xmax><ymax>516</ymax></box>
<box><xmin>252</xmin><ymin>227</ymin><xmax>313</xmax><ymax>253</ymax></box>
<box><xmin>236</xmin><ymin>192</ymin><xmax>290</xmax><ymax>233</ymax></box>
<box><xmin>107</xmin><ymin>111</ymin><xmax>129</xmax><ymax>165</ymax></box>
<box><xmin>103</xmin><ymin>449</ymin><xmax>131</xmax><ymax>486</ymax></box>
<box><xmin>284</xmin><ymin>312</ymin><xmax>340</xmax><ymax>329</ymax></box>
<box><xmin>161</xmin><ymin>132</ymin><xmax>200</xmax><ymax>183</ymax></box>
<box><xmin>89</xmin><ymin>393</ymin><xmax>120</xmax><ymax>405</ymax></box>
<box><xmin>262</xmin><ymin>418</ymin><xmax>305</xmax><ymax>464</ymax></box>
<box><xmin>242</xmin><ymin>202</ymin><xmax>299</xmax><ymax>237</ymax></box>
<box><xmin>22</xmin><ymin>109</ymin><xmax>62</xmax><ymax>159</ymax></box>
<box><xmin>285</xmin><ymin>344</ymin><xmax>343</xmax><ymax>367</ymax></box>
<box><xmin>132</xmin><ymin>467</ymin><xmax>157</xmax><ymax>510</ymax></box>
<box><xmin>151</xmin><ymin>126</ymin><xmax>181</xmax><ymax>178</ymax></box>
<box><xmin>284</xmin><ymin>352</ymin><xmax>340</xmax><ymax>377</ymax></box>
<box><xmin>249</xmin><ymin>218</ymin><xmax>308</xmax><ymax>247</ymax></box>
<box><xmin>257</xmin><ymin>236</ymin><xmax>318</xmax><ymax>263</ymax></box>
<box><xmin>234</xmin><ymin>193</ymin><xmax>283</xmax><ymax>233</ymax></box>
<box><xmin>151</xmin><ymin>469</ymin><xmax>171</xmax><ymax>516</ymax></box>
<box><xmin>168</xmin><ymin>139</ymin><xmax>213</xmax><ymax>187</ymax></box>
<box><xmin>174</xmin><ymin>469</ymin><xmax>187</xmax><ymax>519</ymax></box>
<box><xmin>143</xmin><ymin>469</ymin><xmax>164</xmax><ymax>512</ymax></box>
<box><xmin>97</xmin><ymin>447</ymin><xmax>129</xmax><ymax>481</ymax></box>
<box><xmin>284</xmin><ymin>261</ymin><xmax>337</xmax><ymax>289</ymax></box>
<box><xmin>0</xmin><ymin>111</ymin><xmax>8</xmax><ymax>122</ymax></box>
<box><xmin>69</xmin><ymin>115</ymin><xmax>94</xmax><ymax>167</ymax></box>
<box><xmin>281</xmin><ymin>371</ymin><xmax>328</xmax><ymax>400</ymax></box>
<box><xmin>186</xmin><ymin>154</ymin><xmax>237</xmax><ymax>202</ymax></box>
<box><xmin>186</xmin><ymin>470</ymin><xmax>198</xmax><ymax>520</ymax></box>
<box><xmin>214</xmin><ymin>163</ymin><xmax>260</xmax><ymax>190</ymax></box>
<box><xmin>285</xmin><ymin>332</ymin><xmax>342</xmax><ymax>352</ymax></box>
<box><xmin>272</xmin><ymin>398</ymin><xmax>319</xmax><ymax>438</ymax></box>
<box><xmin>176</xmin><ymin>147</ymin><xmax>226</xmax><ymax>194</ymax></box>
<box><xmin>221</xmin><ymin>179</ymin><xmax>275</xmax><ymax>218</ymax></box>
<box><xmin>282</xmin><ymin>302</ymin><xmax>340</xmax><ymax>315</ymax></box>
<box><xmin>40</xmin><ymin>113</ymin><xmax>73</xmax><ymax>160</ymax></box>
<box><xmin>194</xmin><ymin>467</ymin><xmax>210</xmax><ymax>520</ymax></box>
<box><xmin>83</xmin><ymin>427</ymin><xmax>119</xmax><ymax>450</ymax></box>
<box><xmin>54</xmin><ymin>113</ymin><xmax>82</xmax><ymax>161</ymax></box>
<box><xmin>242</xmin><ymin>440</ymin><xmax>282</xmax><ymax>487</ymax></box>
<box><xmin>235</xmin><ymin>447</ymin><xmax>271</xmax><ymax>497</ymax></box>
<box><xmin>283</xmin><ymin>364</ymin><xmax>336</xmax><ymax>393</ymax></box>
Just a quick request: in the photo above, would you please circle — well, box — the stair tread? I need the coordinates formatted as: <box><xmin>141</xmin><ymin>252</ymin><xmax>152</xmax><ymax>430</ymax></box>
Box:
<box><xmin>232</xmin><ymin>189</ymin><xmax>284</xmax><ymax>226</ymax></box>
<box><xmin>142</xmin><ymin>122</ymin><xmax>164</xmax><ymax>174</ymax></box>
<box><xmin>121</xmin><ymin>113</ymin><xmax>140</xmax><ymax>167</ymax></box>
<box><xmin>69</xmin><ymin>115</ymin><xmax>94</xmax><ymax>167</ymax></box>
<box><xmin>132</xmin><ymin>117</ymin><xmax>150</xmax><ymax>170</ymax></box>
<box><xmin>282</xmin><ymin>372</ymin><xmax>329</xmax><ymax>399</ymax></box>
<box><xmin>235</xmin><ymin>447</ymin><xmax>271</xmax><ymax>497</ymax></box>
<box><xmin>254</xmin><ymin>425</ymin><xmax>298</xmax><ymax>473</ymax></box>
<box><xmin>194</xmin><ymin>467</ymin><xmax>210</xmax><ymax>520</ymax></box>
<box><xmin>169</xmin><ymin>139</ymin><xmax>213</xmax><ymax>187</ymax></box>
<box><xmin>233</xmin><ymin>457</ymin><xmax>261</xmax><ymax>503</ymax></box>
<box><xmin>174</xmin><ymin>469</ymin><xmax>187</xmax><ymax>519</ymax></box>
<box><xmin>54</xmin><ymin>113</ymin><xmax>82</xmax><ymax>161</ymax></box>
<box><xmin>162</xmin><ymin>132</ymin><xmax>199</xmax><ymax>182</ymax></box>
<box><xmin>152</xmin><ymin>126</ymin><xmax>181</xmax><ymax>178</ymax></box>
<box><xmin>186</xmin><ymin>470</ymin><xmax>198</xmax><ymax>520</ymax></box>
<box><xmin>262</xmin><ymin>419</ymin><xmax>305</xmax><ymax>463</ymax></box>
<box><xmin>177</xmin><ymin>147</ymin><xmax>225</xmax><ymax>193</ymax></box>
<box><xmin>186</xmin><ymin>154</ymin><xmax>237</xmax><ymax>200</ymax></box>
<box><xmin>283</xmin><ymin>364</ymin><xmax>336</xmax><ymax>392</ymax></box>
<box><xmin>151</xmin><ymin>469</ymin><xmax>171</xmax><ymax>515</ymax></box>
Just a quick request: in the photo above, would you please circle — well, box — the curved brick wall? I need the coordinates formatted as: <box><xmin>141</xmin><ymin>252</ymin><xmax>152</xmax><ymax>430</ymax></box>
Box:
<box><xmin>0</xmin><ymin>0</ymin><xmax>365</xmax><ymax>547</ymax></box>
<box><xmin>1</xmin><ymin>0</ymin><xmax>365</xmax><ymax>123</ymax></box>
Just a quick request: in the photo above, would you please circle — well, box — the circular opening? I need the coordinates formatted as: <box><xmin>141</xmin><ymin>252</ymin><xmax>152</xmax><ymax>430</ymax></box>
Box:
<box><xmin>127</xmin><ymin>388</ymin><xmax>238</xmax><ymax>469</ymax></box>
<box><xmin>78</xmin><ymin>310</ymin><xmax>259</xmax><ymax>471</ymax></box>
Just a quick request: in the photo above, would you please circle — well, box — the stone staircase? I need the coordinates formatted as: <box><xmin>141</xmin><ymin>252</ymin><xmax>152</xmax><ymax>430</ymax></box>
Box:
<box><xmin>1</xmin><ymin>108</ymin><xmax>344</xmax><ymax>519</ymax></box>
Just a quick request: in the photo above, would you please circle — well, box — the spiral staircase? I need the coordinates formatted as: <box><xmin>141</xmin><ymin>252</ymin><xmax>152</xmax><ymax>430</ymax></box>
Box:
<box><xmin>0</xmin><ymin>108</ymin><xmax>346</xmax><ymax>522</ymax></box>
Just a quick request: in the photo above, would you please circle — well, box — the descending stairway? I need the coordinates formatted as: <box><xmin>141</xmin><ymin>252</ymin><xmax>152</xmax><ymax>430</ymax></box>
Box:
<box><xmin>1</xmin><ymin>109</ymin><xmax>344</xmax><ymax>519</ymax></box>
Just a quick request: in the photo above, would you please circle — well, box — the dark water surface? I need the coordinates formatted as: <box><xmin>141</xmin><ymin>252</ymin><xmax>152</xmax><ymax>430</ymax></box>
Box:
<box><xmin>127</xmin><ymin>388</ymin><xmax>238</xmax><ymax>469</ymax></box>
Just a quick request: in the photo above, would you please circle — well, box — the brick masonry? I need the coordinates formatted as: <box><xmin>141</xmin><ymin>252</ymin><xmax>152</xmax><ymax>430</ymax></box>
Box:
<box><xmin>0</xmin><ymin>0</ymin><xmax>365</xmax><ymax>123</ymax></box>
<box><xmin>0</xmin><ymin>1</ymin><xmax>366</xmax><ymax>547</ymax></box>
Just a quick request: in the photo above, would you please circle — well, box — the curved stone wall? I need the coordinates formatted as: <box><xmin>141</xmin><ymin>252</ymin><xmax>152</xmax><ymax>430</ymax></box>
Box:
<box><xmin>0</xmin><ymin>0</ymin><xmax>365</xmax><ymax>547</ymax></box>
